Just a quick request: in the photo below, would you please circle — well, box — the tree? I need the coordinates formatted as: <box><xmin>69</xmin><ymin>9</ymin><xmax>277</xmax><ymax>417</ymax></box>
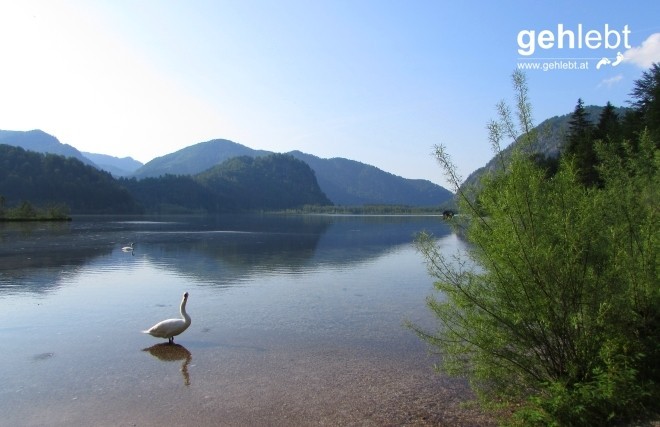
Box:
<box><xmin>414</xmin><ymin>70</ymin><xmax>659</xmax><ymax>425</ymax></box>
<box><xmin>629</xmin><ymin>62</ymin><xmax>660</xmax><ymax>143</ymax></box>
<box><xmin>594</xmin><ymin>101</ymin><xmax>621</xmax><ymax>144</ymax></box>
<box><xmin>14</xmin><ymin>201</ymin><xmax>37</xmax><ymax>219</ymax></box>
<box><xmin>566</xmin><ymin>98</ymin><xmax>598</xmax><ymax>186</ymax></box>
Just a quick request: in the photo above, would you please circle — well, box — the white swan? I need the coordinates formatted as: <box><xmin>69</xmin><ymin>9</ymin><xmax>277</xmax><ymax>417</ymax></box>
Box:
<box><xmin>122</xmin><ymin>243</ymin><xmax>135</xmax><ymax>252</ymax></box>
<box><xmin>143</xmin><ymin>292</ymin><xmax>191</xmax><ymax>344</ymax></box>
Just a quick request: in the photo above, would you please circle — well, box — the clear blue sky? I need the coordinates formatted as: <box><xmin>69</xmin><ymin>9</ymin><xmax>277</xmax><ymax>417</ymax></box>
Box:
<box><xmin>1</xmin><ymin>1</ymin><xmax>658</xmax><ymax>188</ymax></box>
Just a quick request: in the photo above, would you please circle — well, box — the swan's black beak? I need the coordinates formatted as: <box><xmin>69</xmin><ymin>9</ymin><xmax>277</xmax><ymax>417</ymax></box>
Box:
<box><xmin>184</xmin><ymin>292</ymin><xmax>189</xmax><ymax>298</ymax></box>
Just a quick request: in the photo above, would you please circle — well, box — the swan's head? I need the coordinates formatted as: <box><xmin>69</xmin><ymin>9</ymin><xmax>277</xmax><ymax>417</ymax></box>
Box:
<box><xmin>184</xmin><ymin>292</ymin><xmax>189</xmax><ymax>299</ymax></box>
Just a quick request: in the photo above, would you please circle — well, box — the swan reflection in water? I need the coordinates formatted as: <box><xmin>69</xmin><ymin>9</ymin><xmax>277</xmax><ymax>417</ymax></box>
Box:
<box><xmin>142</xmin><ymin>343</ymin><xmax>192</xmax><ymax>386</ymax></box>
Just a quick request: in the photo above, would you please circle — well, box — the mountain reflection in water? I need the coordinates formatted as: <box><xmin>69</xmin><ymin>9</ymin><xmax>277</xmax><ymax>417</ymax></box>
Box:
<box><xmin>0</xmin><ymin>214</ymin><xmax>463</xmax><ymax>426</ymax></box>
<box><xmin>0</xmin><ymin>214</ymin><xmax>451</xmax><ymax>294</ymax></box>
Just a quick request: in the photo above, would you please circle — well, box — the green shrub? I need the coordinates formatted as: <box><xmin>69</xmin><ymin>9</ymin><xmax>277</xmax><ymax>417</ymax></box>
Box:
<box><xmin>414</xmin><ymin>71</ymin><xmax>658</xmax><ymax>425</ymax></box>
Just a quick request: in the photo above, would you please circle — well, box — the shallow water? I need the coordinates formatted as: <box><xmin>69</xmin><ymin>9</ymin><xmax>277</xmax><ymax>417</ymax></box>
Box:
<box><xmin>0</xmin><ymin>214</ymin><xmax>473</xmax><ymax>426</ymax></box>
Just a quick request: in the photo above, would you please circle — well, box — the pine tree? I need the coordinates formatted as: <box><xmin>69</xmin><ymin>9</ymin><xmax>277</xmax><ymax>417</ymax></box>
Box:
<box><xmin>566</xmin><ymin>98</ymin><xmax>598</xmax><ymax>186</ymax></box>
<box><xmin>629</xmin><ymin>62</ymin><xmax>660</xmax><ymax>145</ymax></box>
<box><xmin>594</xmin><ymin>101</ymin><xmax>620</xmax><ymax>141</ymax></box>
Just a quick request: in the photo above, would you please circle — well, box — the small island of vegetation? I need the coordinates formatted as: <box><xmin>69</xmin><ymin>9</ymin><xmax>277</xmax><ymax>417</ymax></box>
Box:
<box><xmin>0</xmin><ymin>196</ymin><xmax>71</xmax><ymax>221</ymax></box>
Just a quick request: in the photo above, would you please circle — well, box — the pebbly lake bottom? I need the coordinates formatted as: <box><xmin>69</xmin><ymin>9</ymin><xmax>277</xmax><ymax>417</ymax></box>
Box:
<box><xmin>0</xmin><ymin>214</ymin><xmax>493</xmax><ymax>426</ymax></box>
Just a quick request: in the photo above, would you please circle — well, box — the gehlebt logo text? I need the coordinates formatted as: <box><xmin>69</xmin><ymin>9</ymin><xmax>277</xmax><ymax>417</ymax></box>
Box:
<box><xmin>517</xmin><ymin>24</ymin><xmax>631</xmax><ymax>71</ymax></box>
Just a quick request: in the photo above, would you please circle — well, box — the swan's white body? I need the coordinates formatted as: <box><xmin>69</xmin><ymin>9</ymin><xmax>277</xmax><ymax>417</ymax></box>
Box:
<box><xmin>143</xmin><ymin>292</ymin><xmax>191</xmax><ymax>344</ymax></box>
<box><xmin>122</xmin><ymin>243</ymin><xmax>134</xmax><ymax>252</ymax></box>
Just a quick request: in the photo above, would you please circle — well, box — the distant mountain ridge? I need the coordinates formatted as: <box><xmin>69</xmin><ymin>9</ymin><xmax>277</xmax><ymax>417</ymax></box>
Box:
<box><xmin>287</xmin><ymin>151</ymin><xmax>452</xmax><ymax>206</ymax></box>
<box><xmin>0</xmin><ymin>129</ymin><xmax>96</xmax><ymax>167</ymax></box>
<box><xmin>132</xmin><ymin>139</ymin><xmax>271</xmax><ymax>179</ymax></box>
<box><xmin>82</xmin><ymin>152</ymin><xmax>143</xmax><ymax>177</ymax></box>
<box><xmin>0</xmin><ymin>129</ymin><xmax>452</xmax><ymax>207</ymax></box>
<box><xmin>0</xmin><ymin>129</ymin><xmax>145</xmax><ymax>177</ymax></box>
<box><xmin>132</xmin><ymin>139</ymin><xmax>452</xmax><ymax>206</ymax></box>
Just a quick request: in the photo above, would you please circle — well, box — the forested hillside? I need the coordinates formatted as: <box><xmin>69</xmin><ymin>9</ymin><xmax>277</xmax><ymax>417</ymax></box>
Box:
<box><xmin>196</xmin><ymin>154</ymin><xmax>331</xmax><ymax>209</ymax></box>
<box><xmin>119</xmin><ymin>174</ymin><xmax>225</xmax><ymax>213</ymax></box>
<box><xmin>0</xmin><ymin>147</ymin><xmax>331</xmax><ymax>214</ymax></box>
<box><xmin>132</xmin><ymin>139</ymin><xmax>271</xmax><ymax>178</ymax></box>
<box><xmin>0</xmin><ymin>130</ymin><xmax>452</xmax><ymax>207</ymax></box>
<box><xmin>131</xmin><ymin>139</ymin><xmax>452</xmax><ymax>206</ymax></box>
<box><xmin>287</xmin><ymin>151</ymin><xmax>452</xmax><ymax>206</ymax></box>
<box><xmin>122</xmin><ymin>153</ymin><xmax>331</xmax><ymax>212</ymax></box>
<box><xmin>0</xmin><ymin>145</ymin><xmax>138</xmax><ymax>213</ymax></box>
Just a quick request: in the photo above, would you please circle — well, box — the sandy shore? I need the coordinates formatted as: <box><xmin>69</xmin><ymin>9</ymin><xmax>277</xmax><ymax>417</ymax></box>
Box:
<box><xmin>180</xmin><ymin>350</ymin><xmax>496</xmax><ymax>426</ymax></box>
<box><xmin>141</xmin><ymin>349</ymin><xmax>489</xmax><ymax>426</ymax></box>
<box><xmin>10</xmin><ymin>343</ymin><xmax>495</xmax><ymax>426</ymax></box>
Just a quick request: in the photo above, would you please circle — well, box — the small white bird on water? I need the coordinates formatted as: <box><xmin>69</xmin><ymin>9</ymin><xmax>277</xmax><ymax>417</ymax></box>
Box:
<box><xmin>143</xmin><ymin>292</ymin><xmax>191</xmax><ymax>344</ymax></box>
<box><xmin>122</xmin><ymin>242</ymin><xmax>135</xmax><ymax>252</ymax></box>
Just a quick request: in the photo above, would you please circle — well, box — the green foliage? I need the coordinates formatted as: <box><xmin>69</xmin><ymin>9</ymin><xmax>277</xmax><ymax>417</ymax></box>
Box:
<box><xmin>195</xmin><ymin>153</ymin><xmax>332</xmax><ymax>210</ymax></box>
<box><xmin>197</xmin><ymin>154</ymin><xmax>313</xmax><ymax>208</ymax></box>
<box><xmin>0</xmin><ymin>199</ymin><xmax>70</xmax><ymax>220</ymax></box>
<box><xmin>123</xmin><ymin>153</ymin><xmax>332</xmax><ymax>213</ymax></box>
<box><xmin>566</xmin><ymin>98</ymin><xmax>599</xmax><ymax>186</ymax></box>
<box><xmin>594</xmin><ymin>101</ymin><xmax>621</xmax><ymax>143</ymax></box>
<box><xmin>120</xmin><ymin>174</ymin><xmax>227</xmax><ymax>214</ymax></box>
<box><xmin>461</xmin><ymin>104</ymin><xmax>629</xmax><ymax>190</ymax></box>
<box><xmin>0</xmin><ymin>145</ymin><xmax>332</xmax><ymax>214</ymax></box>
<box><xmin>629</xmin><ymin>63</ymin><xmax>660</xmax><ymax>143</ymax></box>
<box><xmin>0</xmin><ymin>144</ymin><xmax>138</xmax><ymax>214</ymax></box>
<box><xmin>414</xmin><ymin>69</ymin><xmax>659</xmax><ymax>425</ymax></box>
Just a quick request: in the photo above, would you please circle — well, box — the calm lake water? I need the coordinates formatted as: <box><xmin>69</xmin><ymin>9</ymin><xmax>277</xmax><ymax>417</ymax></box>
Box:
<box><xmin>0</xmin><ymin>214</ymin><xmax>469</xmax><ymax>426</ymax></box>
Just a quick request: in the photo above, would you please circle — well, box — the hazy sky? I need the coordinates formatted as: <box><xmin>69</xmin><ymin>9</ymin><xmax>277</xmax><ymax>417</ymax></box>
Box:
<box><xmin>1</xmin><ymin>1</ymin><xmax>659</xmax><ymax>188</ymax></box>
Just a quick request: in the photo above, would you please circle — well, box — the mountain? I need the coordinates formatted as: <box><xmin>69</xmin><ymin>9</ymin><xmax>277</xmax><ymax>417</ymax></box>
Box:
<box><xmin>0</xmin><ymin>128</ymin><xmax>144</xmax><ymax>177</ymax></box>
<box><xmin>196</xmin><ymin>154</ymin><xmax>331</xmax><ymax>209</ymax></box>
<box><xmin>0</xmin><ymin>144</ymin><xmax>138</xmax><ymax>213</ymax></box>
<box><xmin>121</xmin><ymin>153</ymin><xmax>331</xmax><ymax>212</ymax></box>
<box><xmin>131</xmin><ymin>138</ymin><xmax>452</xmax><ymax>206</ymax></box>
<box><xmin>461</xmin><ymin>105</ymin><xmax>629</xmax><ymax>189</ymax></box>
<box><xmin>287</xmin><ymin>151</ymin><xmax>452</xmax><ymax>206</ymax></box>
<box><xmin>132</xmin><ymin>139</ymin><xmax>271</xmax><ymax>179</ymax></box>
<box><xmin>0</xmin><ymin>129</ymin><xmax>452</xmax><ymax>207</ymax></box>
<box><xmin>0</xmin><ymin>145</ymin><xmax>328</xmax><ymax>214</ymax></box>
<box><xmin>82</xmin><ymin>152</ymin><xmax>143</xmax><ymax>177</ymax></box>
<box><xmin>0</xmin><ymin>129</ymin><xmax>97</xmax><ymax>167</ymax></box>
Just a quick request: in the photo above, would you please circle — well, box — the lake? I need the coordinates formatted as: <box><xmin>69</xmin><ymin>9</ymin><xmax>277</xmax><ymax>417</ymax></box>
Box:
<box><xmin>0</xmin><ymin>214</ymin><xmax>490</xmax><ymax>426</ymax></box>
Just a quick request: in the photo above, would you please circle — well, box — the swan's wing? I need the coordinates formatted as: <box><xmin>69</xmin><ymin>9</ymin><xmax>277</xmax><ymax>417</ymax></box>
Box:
<box><xmin>144</xmin><ymin>318</ymin><xmax>188</xmax><ymax>337</ymax></box>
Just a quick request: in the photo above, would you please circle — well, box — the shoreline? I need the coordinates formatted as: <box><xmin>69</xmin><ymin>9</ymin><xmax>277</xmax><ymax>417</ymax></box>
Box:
<box><xmin>4</xmin><ymin>343</ymin><xmax>496</xmax><ymax>426</ymax></box>
<box><xmin>0</xmin><ymin>217</ymin><xmax>72</xmax><ymax>222</ymax></box>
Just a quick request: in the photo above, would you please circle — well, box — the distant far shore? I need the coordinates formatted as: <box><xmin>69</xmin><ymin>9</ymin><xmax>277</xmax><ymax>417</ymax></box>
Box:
<box><xmin>0</xmin><ymin>217</ymin><xmax>72</xmax><ymax>222</ymax></box>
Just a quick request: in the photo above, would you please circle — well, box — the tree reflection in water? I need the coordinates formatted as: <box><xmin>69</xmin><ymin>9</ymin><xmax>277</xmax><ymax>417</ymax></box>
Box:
<box><xmin>142</xmin><ymin>343</ymin><xmax>192</xmax><ymax>386</ymax></box>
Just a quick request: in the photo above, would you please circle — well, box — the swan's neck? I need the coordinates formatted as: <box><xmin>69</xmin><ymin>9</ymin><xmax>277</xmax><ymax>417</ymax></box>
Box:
<box><xmin>180</xmin><ymin>298</ymin><xmax>191</xmax><ymax>324</ymax></box>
